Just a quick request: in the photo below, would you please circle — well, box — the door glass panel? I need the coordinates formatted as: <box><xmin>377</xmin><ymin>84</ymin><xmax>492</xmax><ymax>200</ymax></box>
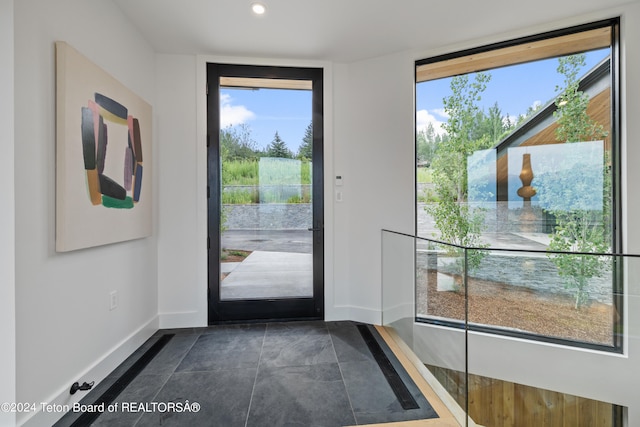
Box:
<box><xmin>219</xmin><ymin>81</ymin><xmax>313</xmax><ymax>301</ymax></box>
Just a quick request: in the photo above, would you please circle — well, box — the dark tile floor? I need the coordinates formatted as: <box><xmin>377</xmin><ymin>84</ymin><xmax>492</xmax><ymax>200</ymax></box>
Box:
<box><xmin>55</xmin><ymin>321</ymin><xmax>437</xmax><ymax>427</ymax></box>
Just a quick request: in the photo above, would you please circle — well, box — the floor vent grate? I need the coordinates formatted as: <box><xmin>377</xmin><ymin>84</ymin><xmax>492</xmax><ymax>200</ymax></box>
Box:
<box><xmin>357</xmin><ymin>325</ymin><xmax>420</xmax><ymax>410</ymax></box>
<box><xmin>69</xmin><ymin>333</ymin><xmax>174</xmax><ymax>427</ymax></box>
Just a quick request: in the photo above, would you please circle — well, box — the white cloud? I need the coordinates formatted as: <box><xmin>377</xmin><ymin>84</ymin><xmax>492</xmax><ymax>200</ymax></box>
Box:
<box><xmin>416</xmin><ymin>109</ymin><xmax>446</xmax><ymax>135</ymax></box>
<box><xmin>431</xmin><ymin>108</ymin><xmax>449</xmax><ymax>119</ymax></box>
<box><xmin>220</xmin><ymin>94</ymin><xmax>256</xmax><ymax>128</ymax></box>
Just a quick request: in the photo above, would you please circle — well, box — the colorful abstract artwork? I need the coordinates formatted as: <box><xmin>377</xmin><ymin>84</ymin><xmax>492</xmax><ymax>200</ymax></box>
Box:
<box><xmin>56</xmin><ymin>42</ymin><xmax>152</xmax><ymax>252</ymax></box>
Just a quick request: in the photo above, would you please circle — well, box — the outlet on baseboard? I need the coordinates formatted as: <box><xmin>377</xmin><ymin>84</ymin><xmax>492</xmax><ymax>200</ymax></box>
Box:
<box><xmin>109</xmin><ymin>290</ymin><xmax>118</xmax><ymax>311</ymax></box>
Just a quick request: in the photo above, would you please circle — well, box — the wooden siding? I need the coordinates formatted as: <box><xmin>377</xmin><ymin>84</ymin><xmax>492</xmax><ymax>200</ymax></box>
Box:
<box><xmin>417</xmin><ymin>27</ymin><xmax>611</xmax><ymax>82</ymax></box>
<box><xmin>426</xmin><ymin>365</ymin><xmax>617</xmax><ymax>427</ymax></box>
<box><xmin>496</xmin><ymin>88</ymin><xmax>611</xmax><ymax>201</ymax></box>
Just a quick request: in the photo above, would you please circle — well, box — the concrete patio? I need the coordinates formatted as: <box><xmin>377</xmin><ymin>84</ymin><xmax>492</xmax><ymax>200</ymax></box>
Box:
<box><xmin>221</xmin><ymin>250</ymin><xmax>313</xmax><ymax>300</ymax></box>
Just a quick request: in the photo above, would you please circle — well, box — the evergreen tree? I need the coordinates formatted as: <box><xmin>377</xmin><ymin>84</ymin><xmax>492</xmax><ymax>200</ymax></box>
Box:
<box><xmin>297</xmin><ymin>122</ymin><xmax>313</xmax><ymax>160</ymax></box>
<box><xmin>417</xmin><ymin>122</ymin><xmax>439</xmax><ymax>166</ymax></box>
<box><xmin>485</xmin><ymin>102</ymin><xmax>506</xmax><ymax>144</ymax></box>
<box><xmin>515</xmin><ymin>103</ymin><xmax>542</xmax><ymax>128</ymax></box>
<box><xmin>266</xmin><ymin>131</ymin><xmax>293</xmax><ymax>158</ymax></box>
<box><xmin>503</xmin><ymin>114</ymin><xmax>515</xmax><ymax>134</ymax></box>
<box><xmin>417</xmin><ymin>130</ymin><xmax>429</xmax><ymax>163</ymax></box>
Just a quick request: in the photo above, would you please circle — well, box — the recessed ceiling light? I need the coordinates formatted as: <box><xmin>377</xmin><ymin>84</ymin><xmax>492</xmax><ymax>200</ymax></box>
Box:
<box><xmin>251</xmin><ymin>2</ymin><xmax>266</xmax><ymax>15</ymax></box>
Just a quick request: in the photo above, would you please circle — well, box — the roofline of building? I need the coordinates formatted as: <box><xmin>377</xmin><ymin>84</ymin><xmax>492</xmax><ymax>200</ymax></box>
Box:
<box><xmin>494</xmin><ymin>56</ymin><xmax>610</xmax><ymax>156</ymax></box>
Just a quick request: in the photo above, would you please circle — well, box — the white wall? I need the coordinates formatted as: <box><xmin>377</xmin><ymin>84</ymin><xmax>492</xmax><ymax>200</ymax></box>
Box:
<box><xmin>1</xmin><ymin>1</ymin><xmax>16</xmax><ymax>426</ymax></box>
<box><xmin>156</xmin><ymin>54</ymin><xmax>206</xmax><ymax>328</ymax></box>
<box><xmin>329</xmin><ymin>62</ymin><xmax>353</xmax><ymax>319</ymax></box>
<box><xmin>332</xmin><ymin>52</ymin><xmax>416</xmax><ymax>323</ymax></box>
<box><xmin>13</xmin><ymin>1</ymin><xmax>159</xmax><ymax>425</ymax></box>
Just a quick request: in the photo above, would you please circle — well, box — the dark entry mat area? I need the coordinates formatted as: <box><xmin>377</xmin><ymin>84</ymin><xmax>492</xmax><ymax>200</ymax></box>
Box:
<box><xmin>55</xmin><ymin>321</ymin><xmax>437</xmax><ymax>427</ymax></box>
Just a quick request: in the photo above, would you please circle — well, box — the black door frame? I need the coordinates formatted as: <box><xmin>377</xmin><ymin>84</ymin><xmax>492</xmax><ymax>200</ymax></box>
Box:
<box><xmin>207</xmin><ymin>63</ymin><xmax>324</xmax><ymax>323</ymax></box>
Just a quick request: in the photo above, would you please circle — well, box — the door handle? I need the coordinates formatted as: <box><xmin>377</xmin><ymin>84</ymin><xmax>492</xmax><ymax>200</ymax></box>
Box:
<box><xmin>307</xmin><ymin>227</ymin><xmax>322</xmax><ymax>232</ymax></box>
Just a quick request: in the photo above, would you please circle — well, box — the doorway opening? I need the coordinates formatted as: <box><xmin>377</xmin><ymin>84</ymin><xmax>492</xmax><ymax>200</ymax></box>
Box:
<box><xmin>207</xmin><ymin>64</ymin><xmax>324</xmax><ymax>323</ymax></box>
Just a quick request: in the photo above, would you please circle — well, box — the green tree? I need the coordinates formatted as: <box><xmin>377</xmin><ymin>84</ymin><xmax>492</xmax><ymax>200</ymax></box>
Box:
<box><xmin>435</xmin><ymin>132</ymin><xmax>449</xmax><ymax>145</ymax></box>
<box><xmin>484</xmin><ymin>102</ymin><xmax>507</xmax><ymax>144</ymax></box>
<box><xmin>266</xmin><ymin>131</ymin><xmax>293</xmax><ymax>158</ymax></box>
<box><xmin>555</xmin><ymin>55</ymin><xmax>608</xmax><ymax>143</ymax></box>
<box><xmin>426</xmin><ymin>72</ymin><xmax>493</xmax><ymax>269</ymax></box>
<box><xmin>417</xmin><ymin>122</ymin><xmax>439</xmax><ymax>166</ymax></box>
<box><xmin>503</xmin><ymin>114</ymin><xmax>515</xmax><ymax>133</ymax></box>
<box><xmin>297</xmin><ymin>122</ymin><xmax>313</xmax><ymax>159</ymax></box>
<box><xmin>538</xmin><ymin>53</ymin><xmax>610</xmax><ymax>309</ymax></box>
<box><xmin>220</xmin><ymin>123</ymin><xmax>260</xmax><ymax>160</ymax></box>
<box><xmin>515</xmin><ymin>103</ymin><xmax>543</xmax><ymax>128</ymax></box>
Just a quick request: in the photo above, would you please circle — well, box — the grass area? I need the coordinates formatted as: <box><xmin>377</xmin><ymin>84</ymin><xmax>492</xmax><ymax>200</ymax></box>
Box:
<box><xmin>222</xmin><ymin>188</ymin><xmax>257</xmax><ymax>204</ymax></box>
<box><xmin>223</xmin><ymin>159</ymin><xmax>311</xmax><ymax>186</ymax></box>
<box><xmin>222</xmin><ymin>160</ymin><xmax>258</xmax><ymax>186</ymax></box>
<box><xmin>417</xmin><ymin>167</ymin><xmax>436</xmax><ymax>203</ymax></box>
<box><xmin>222</xmin><ymin>158</ymin><xmax>312</xmax><ymax>204</ymax></box>
<box><xmin>222</xmin><ymin>188</ymin><xmax>311</xmax><ymax>204</ymax></box>
<box><xmin>221</xmin><ymin>249</ymin><xmax>251</xmax><ymax>261</ymax></box>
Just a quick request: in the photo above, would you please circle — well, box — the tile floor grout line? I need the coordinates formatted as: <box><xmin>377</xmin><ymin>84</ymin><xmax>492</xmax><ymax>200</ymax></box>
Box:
<box><xmin>244</xmin><ymin>324</ymin><xmax>268</xmax><ymax>427</ymax></box>
<box><xmin>327</xmin><ymin>324</ymin><xmax>359</xmax><ymax>425</ymax></box>
<box><xmin>132</xmin><ymin>330</ymin><xmax>204</xmax><ymax>427</ymax></box>
<box><xmin>131</xmin><ymin>373</ymin><xmax>173</xmax><ymax>427</ymax></box>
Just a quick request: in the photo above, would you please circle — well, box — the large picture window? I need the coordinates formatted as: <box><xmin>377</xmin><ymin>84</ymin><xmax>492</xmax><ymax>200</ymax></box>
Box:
<box><xmin>415</xmin><ymin>19</ymin><xmax>621</xmax><ymax>351</ymax></box>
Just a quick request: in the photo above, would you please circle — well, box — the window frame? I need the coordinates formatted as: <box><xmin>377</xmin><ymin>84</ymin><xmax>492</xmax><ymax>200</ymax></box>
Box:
<box><xmin>414</xmin><ymin>18</ymin><xmax>623</xmax><ymax>353</ymax></box>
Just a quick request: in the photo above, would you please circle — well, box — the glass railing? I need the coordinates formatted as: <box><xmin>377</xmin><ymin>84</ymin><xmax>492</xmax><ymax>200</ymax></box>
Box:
<box><xmin>381</xmin><ymin>229</ymin><xmax>640</xmax><ymax>427</ymax></box>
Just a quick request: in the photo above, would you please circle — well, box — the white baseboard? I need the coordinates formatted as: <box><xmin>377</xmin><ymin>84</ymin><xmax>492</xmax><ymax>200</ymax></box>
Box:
<box><xmin>158</xmin><ymin>310</ymin><xmax>207</xmax><ymax>329</ymax></box>
<box><xmin>382</xmin><ymin>303</ymin><xmax>414</xmax><ymax>325</ymax></box>
<box><xmin>324</xmin><ymin>305</ymin><xmax>351</xmax><ymax>321</ymax></box>
<box><xmin>20</xmin><ymin>316</ymin><xmax>159</xmax><ymax>427</ymax></box>
<box><xmin>325</xmin><ymin>305</ymin><xmax>381</xmax><ymax>324</ymax></box>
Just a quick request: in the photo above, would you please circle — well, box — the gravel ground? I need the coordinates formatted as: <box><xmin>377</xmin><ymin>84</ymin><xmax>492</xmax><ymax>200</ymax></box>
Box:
<box><xmin>417</xmin><ymin>270</ymin><xmax>616</xmax><ymax>347</ymax></box>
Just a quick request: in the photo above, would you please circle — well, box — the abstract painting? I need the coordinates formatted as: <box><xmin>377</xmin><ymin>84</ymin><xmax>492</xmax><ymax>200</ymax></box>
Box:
<box><xmin>56</xmin><ymin>41</ymin><xmax>152</xmax><ymax>252</ymax></box>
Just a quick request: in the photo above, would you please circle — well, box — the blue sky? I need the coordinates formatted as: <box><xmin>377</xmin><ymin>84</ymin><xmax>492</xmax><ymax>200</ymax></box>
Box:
<box><xmin>219</xmin><ymin>48</ymin><xmax>610</xmax><ymax>152</ymax></box>
<box><xmin>220</xmin><ymin>87</ymin><xmax>312</xmax><ymax>153</ymax></box>
<box><xmin>416</xmin><ymin>48</ymin><xmax>610</xmax><ymax>135</ymax></box>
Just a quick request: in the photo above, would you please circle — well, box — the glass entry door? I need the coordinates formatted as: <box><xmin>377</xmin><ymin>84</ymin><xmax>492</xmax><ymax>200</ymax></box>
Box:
<box><xmin>207</xmin><ymin>64</ymin><xmax>324</xmax><ymax>322</ymax></box>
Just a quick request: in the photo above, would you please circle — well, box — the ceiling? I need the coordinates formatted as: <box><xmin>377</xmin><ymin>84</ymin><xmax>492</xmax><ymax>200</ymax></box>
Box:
<box><xmin>113</xmin><ymin>0</ymin><xmax>634</xmax><ymax>62</ymax></box>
